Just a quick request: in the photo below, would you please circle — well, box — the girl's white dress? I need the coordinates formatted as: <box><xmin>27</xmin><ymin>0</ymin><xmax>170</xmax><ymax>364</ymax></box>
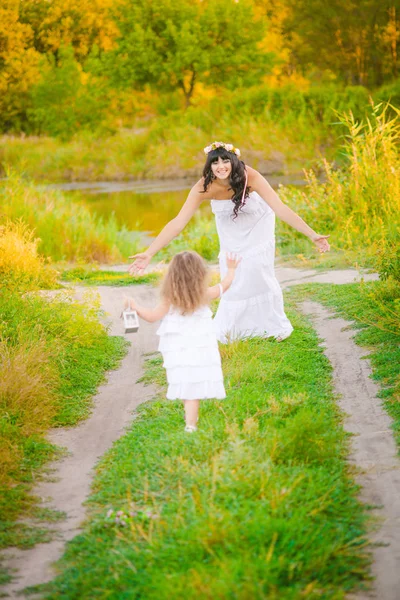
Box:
<box><xmin>211</xmin><ymin>191</ymin><xmax>293</xmax><ymax>343</ymax></box>
<box><xmin>157</xmin><ymin>305</ymin><xmax>226</xmax><ymax>401</ymax></box>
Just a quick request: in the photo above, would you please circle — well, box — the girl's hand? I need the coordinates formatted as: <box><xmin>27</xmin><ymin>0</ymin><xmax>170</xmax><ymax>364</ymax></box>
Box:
<box><xmin>128</xmin><ymin>252</ymin><xmax>152</xmax><ymax>275</ymax></box>
<box><xmin>123</xmin><ymin>296</ymin><xmax>135</xmax><ymax>310</ymax></box>
<box><xmin>311</xmin><ymin>234</ymin><xmax>330</xmax><ymax>253</ymax></box>
<box><xmin>226</xmin><ymin>252</ymin><xmax>242</xmax><ymax>269</ymax></box>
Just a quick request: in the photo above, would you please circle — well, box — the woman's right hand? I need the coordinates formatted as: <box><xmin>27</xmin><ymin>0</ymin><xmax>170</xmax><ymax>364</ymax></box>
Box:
<box><xmin>128</xmin><ymin>252</ymin><xmax>152</xmax><ymax>275</ymax></box>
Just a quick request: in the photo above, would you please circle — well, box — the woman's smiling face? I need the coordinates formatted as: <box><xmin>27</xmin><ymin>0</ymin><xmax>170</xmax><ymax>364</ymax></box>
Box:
<box><xmin>211</xmin><ymin>156</ymin><xmax>232</xmax><ymax>180</ymax></box>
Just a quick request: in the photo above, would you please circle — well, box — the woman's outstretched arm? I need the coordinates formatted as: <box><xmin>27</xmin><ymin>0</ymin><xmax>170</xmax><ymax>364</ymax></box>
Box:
<box><xmin>248</xmin><ymin>167</ymin><xmax>330</xmax><ymax>253</ymax></box>
<box><xmin>129</xmin><ymin>183</ymin><xmax>205</xmax><ymax>274</ymax></box>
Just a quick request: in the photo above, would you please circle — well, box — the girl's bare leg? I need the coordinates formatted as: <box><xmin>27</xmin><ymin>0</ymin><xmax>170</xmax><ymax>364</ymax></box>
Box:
<box><xmin>184</xmin><ymin>400</ymin><xmax>200</xmax><ymax>427</ymax></box>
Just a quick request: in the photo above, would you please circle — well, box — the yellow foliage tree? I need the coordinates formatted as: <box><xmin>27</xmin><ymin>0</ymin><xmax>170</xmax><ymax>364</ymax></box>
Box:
<box><xmin>253</xmin><ymin>0</ymin><xmax>308</xmax><ymax>88</ymax></box>
<box><xmin>0</xmin><ymin>0</ymin><xmax>40</xmax><ymax>129</ymax></box>
<box><xmin>20</xmin><ymin>0</ymin><xmax>119</xmax><ymax>61</ymax></box>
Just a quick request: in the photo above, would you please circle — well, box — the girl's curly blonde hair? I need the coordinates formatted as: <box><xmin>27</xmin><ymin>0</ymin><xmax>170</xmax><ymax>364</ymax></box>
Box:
<box><xmin>161</xmin><ymin>251</ymin><xmax>208</xmax><ymax>314</ymax></box>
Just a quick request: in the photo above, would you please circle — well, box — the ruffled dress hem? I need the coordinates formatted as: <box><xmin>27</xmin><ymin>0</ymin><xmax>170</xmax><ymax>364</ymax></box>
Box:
<box><xmin>157</xmin><ymin>306</ymin><xmax>226</xmax><ymax>401</ymax></box>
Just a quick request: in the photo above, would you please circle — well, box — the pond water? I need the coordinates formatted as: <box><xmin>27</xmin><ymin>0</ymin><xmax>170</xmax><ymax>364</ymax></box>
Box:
<box><xmin>67</xmin><ymin>187</ymin><xmax>194</xmax><ymax>233</ymax></box>
<box><xmin>55</xmin><ymin>175</ymin><xmax>306</xmax><ymax>234</ymax></box>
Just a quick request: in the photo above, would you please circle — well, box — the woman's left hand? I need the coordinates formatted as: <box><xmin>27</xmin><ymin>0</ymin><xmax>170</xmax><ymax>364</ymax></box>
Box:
<box><xmin>311</xmin><ymin>234</ymin><xmax>330</xmax><ymax>253</ymax></box>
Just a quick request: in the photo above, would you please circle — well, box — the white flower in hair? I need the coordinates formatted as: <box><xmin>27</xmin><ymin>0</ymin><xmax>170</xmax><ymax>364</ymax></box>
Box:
<box><xmin>203</xmin><ymin>141</ymin><xmax>241</xmax><ymax>157</ymax></box>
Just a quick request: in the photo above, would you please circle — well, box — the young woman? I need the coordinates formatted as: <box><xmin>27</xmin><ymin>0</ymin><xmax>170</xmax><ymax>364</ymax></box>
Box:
<box><xmin>129</xmin><ymin>142</ymin><xmax>330</xmax><ymax>343</ymax></box>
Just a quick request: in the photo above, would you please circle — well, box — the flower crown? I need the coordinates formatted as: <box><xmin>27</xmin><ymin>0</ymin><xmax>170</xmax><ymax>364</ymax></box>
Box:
<box><xmin>204</xmin><ymin>141</ymin><xmax>241</xmax><ymax>157</ymax></box>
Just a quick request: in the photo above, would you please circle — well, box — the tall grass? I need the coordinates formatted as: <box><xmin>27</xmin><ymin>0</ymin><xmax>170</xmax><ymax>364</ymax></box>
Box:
<box><xmin>277</xmin><ymin>103</ymin><xmax>400</xmax><ymax>274</ymax></box>
<box><xmin>0</xmin><ymin>172</ymin><xmax>142</xmax><ymax>263</ymax></box>
<box><xmin>0</xmin><ymin>115</ymin><xmax>322</xmax><ymax>183</ymax></box>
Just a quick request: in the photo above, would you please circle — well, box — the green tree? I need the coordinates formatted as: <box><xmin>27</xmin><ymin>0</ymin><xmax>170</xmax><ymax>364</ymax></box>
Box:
<box><xmin>109</xmin><ymin>0</ymin><xmax>274</xmax><ymax>106</ymax></box>
<box><xmin>279</xmin><ymin>0</ymin><xmax>400</xmax><ymax>86</ymax></box>
<box><xmin>28</xmin><ymin>45</ymin><xmax>111</xmax><ymax>139</ymax></box>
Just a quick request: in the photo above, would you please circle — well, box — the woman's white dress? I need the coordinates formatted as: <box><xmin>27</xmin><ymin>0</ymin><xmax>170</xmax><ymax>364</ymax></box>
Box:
<box><xmin>211</xmin><ymin>191</ymin><xmax>293</xmax><ymax>343</ymax></box>
<box><xmin>157</xmin><ymin>305</ymin><xmax>226</xmax><ymax>400</ymax></box>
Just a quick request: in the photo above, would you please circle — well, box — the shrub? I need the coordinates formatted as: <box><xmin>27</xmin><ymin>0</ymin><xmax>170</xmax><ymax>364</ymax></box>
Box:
<box><xmin>0</xmin><ymin>219</ymin><xmax>58</xmax><ymax>290</ymax></box>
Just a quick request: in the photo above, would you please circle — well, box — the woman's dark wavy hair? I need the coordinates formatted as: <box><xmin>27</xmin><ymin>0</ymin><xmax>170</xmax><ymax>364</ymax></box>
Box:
<box><xmin>202</xmin><ymin>147</ymin><xmax>250</xmax><ymax>218</ymax></box>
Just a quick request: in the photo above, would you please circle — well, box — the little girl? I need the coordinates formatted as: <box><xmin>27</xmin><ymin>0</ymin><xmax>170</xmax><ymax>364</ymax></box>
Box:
<box><xmin>125</xmin><ymin>251</ymin><xmax>240</xmax><ymax>432</ymax></box>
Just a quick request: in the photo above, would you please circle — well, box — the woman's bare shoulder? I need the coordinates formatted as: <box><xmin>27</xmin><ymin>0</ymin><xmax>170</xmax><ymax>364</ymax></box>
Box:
<box><xmin>245</xmin><ymin>165</ymin><xmax>262</xmax><ymax>183</ymax></box>
<box><xmin>191</xmin><ymin>177</ymin><xmax>213</xmax><ymax>200</ymax></box>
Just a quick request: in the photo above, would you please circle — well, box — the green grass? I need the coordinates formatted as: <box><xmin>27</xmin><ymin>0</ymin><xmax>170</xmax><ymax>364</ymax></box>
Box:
<box><xmin>34</xmin><ymin>299</ymin><xmax>370</xmax><ymax>599</ymax></box>
<box><xmin>0</xmin><ymin>289</ymin><xmax>129</xmax><ymax>552</ymax></box>
<box><xmin>291</xmin><ymin>278</ymin><xmax>400</xmax><ymax>450</ymax></box>
<box><xmin>62</xmin><ymin>267</ymin><xmax>160</xmax><ymax>286</ymax></box>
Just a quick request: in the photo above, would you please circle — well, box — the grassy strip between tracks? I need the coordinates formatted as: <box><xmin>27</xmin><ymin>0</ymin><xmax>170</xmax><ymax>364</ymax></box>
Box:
<box><xmin>35</xmin><ymin>297</ymin><xmax>371</xmax><ymax>599</ymax></box>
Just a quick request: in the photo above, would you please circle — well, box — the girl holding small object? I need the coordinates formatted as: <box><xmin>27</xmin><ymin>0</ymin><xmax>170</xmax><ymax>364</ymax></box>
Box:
<box><xmin>125</xmin><ymin>250</ymin><xmax>241</xmax><ymax>433</ymax></box>
<box><xmin>129</xmin><ymin>142</ymin><xmax>330</xmax><ymax>343</ymax></box>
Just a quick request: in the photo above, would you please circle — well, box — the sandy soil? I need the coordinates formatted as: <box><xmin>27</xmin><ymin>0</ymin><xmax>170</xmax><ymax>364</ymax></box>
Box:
<box><xmin>1</xmin><ymin>267</ymin><xmax>398</xmax><ymax>598</ymax></box>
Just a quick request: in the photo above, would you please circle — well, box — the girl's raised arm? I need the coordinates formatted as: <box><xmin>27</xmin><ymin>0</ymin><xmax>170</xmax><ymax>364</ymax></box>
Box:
<box><xmin>248</xmin><ymin>167</ymin><xmax>330</xmax><ymax>253</ymax></box>
<box><xmin>129</xmin><ymin>182</ymin><xmax>206</xmax><ymax>274</ymax></box>
<box><xmin>207</xmin><ymin>253</ymin><xmax>241</xmax><ymax>300</ymax></box>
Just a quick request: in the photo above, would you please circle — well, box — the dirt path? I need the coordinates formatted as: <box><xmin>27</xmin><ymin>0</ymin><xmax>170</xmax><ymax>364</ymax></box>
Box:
<box><xmin>0</xmin><ymin>266</ymin><xmax>396</xmax><ymax>598</ymax></box>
